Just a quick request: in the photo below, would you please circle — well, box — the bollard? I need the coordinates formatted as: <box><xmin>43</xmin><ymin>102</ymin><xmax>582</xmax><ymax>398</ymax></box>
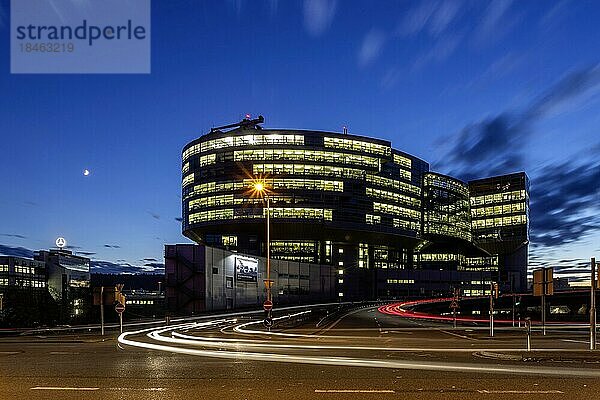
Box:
<box><xmin>525</xmin><ymin>317</ymin><xmax>531</xmax><ymax>352</ymax></box>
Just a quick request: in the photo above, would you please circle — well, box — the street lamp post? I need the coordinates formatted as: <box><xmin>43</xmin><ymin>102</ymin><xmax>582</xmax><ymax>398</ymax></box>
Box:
<box><xmin>253</xmin><ymin>182</ymin><xmax>272</xmax><ymax>314</ymax></box>
<box><xmin>266</xmin><ymin>194</ymin><xmax>271</xmax><ymax>304</ymax></box>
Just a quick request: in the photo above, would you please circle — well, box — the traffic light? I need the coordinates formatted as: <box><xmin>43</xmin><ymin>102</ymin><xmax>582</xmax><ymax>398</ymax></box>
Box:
<box><xmin>115</xmin><ymin>284</ymin><xmax>126</xmax><ymax>305</ymax></box>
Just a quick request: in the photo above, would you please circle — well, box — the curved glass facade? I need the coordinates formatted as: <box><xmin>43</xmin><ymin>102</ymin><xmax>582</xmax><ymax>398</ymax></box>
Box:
<box><xmin>182</xmin><ymin>127</ymin><xmax>427</xmax><ymax>264</ymax></box>
<box><xmin>422</xmin><ymin>172</ymin><xmax>472</xmax><ymax>242</ymax></box>
<box><xmin>179</xmin><ymin>121</ymin><xmax>530</xmax><ymax>298</ymax></box>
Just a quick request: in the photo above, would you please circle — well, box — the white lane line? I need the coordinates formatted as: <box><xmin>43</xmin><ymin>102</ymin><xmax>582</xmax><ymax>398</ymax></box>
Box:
<box><xmin>31</xmin><ymin>387</ymin><xmax>99</xmax><ymax>391</ymax></box>
<box><xmin>0</xmin><ymin>351</ymin><xmax>20</xmax><ymax>355</ymax></box>
<box><xmin>106</xmin><ymin>387</ymin><xmax>167</xmax><ymax>391</ymax></box>
<box><xmin>561</xmin><ymin>339</ymin><xmax>588</xmax><ymax>344</ymax></box>
<box><xmin>437</xmin><ymin>329</ymin><xmax>475</xmax><ymax>340</ymax></box>
<box><xmin>49</xmin><ymin>351</ymin><xmax>80</xmax><ymax>355</ymax></box>
<box><xmin>315</xmin><ymin>389</ymin><xmax>395</xmax><ymax>393</ymax></box>
<box><xmin>477</xmin><ymin>390</ymin><xmax>564</xmax><ymax>394</ymax></box>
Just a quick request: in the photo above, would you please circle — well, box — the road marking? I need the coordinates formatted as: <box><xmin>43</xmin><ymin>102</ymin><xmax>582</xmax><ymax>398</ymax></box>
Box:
<box><xmin>477</xmin><ymin>390</ymin><xmax>564</xmax><ymax>394</ymax></box>
<box><xmin>0</xmin><ymin>351</ymin><xmax>20</xmax><ymax>355</ymax></box>
<box><xmin>438</xmin><ymin>329</ymin><xmax>476</xmax><ymax>341</ymax></box>
<box><xmin>561</xmin><ymin>339</ymin><xmax>588</xmax><ymax>344</ymax></box>
<box><xmin>49</xmin><ymin>351</ymin><xmax>80</xmax><ymax>355</ymax></box>
<box><xmin>315</xmin><ymin>389</ymin><xmax>395</xmax><ymax>393</ymax></box>
<box><xmin>31</xmin><ymin>387</ymin><xmax>99</xmax><ymax>391</ymax></box>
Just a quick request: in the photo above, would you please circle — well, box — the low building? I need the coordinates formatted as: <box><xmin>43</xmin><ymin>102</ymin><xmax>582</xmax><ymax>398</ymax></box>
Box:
<box><xmin>34</xmin><ymin>249</ymin><xmax>91</xmax><ymax>319</ymax></box>
<box><xmin>165</xmin><ymin>243</ymin><xmax>337</xmax><ymax>314</ymax></box>
<box><xmin>0</xmin><ymin>256</ymin><xmax>48</xmax><ymax>326</ymax></box>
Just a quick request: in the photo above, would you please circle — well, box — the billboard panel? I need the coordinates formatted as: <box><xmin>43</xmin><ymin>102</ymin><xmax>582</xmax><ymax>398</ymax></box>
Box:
<box><xmin>235</xmin><ymin>257</ymin><xmax>258</xmax><ymax>282</ymax></box>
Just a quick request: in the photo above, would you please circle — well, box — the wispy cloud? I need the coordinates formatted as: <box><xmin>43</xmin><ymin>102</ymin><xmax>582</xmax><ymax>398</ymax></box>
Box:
<box><xmin>474</xmin><ymin>0</ymin><xmax>518</xmax><ymax>46</ymax></box>
<box><xmin>175</xmin><ymin>217</ymin><xmax>184</xmax><ymax>222</ymax></box>
<box><xmin>412</xmin><ymin>32</ymin><xmax>462</xmax><ymax>70</ymax></box>
<box><xmin>0</xmin><ymin>245</ymin><xmax>34</xmax><ymax>259</ymax></box>
<box><xmin>397</xmin><ymin>0</ymin><xmax>463</xmax><ymax>37</ymax></box>
<box><xmin>303</xmin><ymin>0</ymin><xmax>337</xmax><ymax>36</ymax></box>
<box><xmin>435</xmin><ymin>65</ymin><xmax>600</xmax><ymax>250</ymax></box>
<box><xmin>91</xmin><ymin>260</ymin><xmax>164</xmax><ymax>274</ymax></box>
<box><xmin>0</xmin><ymin>233</ymin><xmax>27</xmax><ymax>239</ymax></box>
<box><xmin>357</xmin><ymin>29</ymin><xmax>386</xmax><ymax>68</ymax></box>
<box><xmin>147</xmin><ymin>211</ymin><xmax>161</xmax><ymax>220</ymax></box>
<box><xmin>530</xmin><ymin>160</ymin><xmax>600</xmax><ymax>247</ymax></box>
<box><xmin>103</xmin><ymin>244</ymin><xmax>121</xmax><ymax>248</ymax></box>
<box><xmin>436</xmin><ymin>64</ymin><xmax>600</xmax><ymax>179</ymax></box>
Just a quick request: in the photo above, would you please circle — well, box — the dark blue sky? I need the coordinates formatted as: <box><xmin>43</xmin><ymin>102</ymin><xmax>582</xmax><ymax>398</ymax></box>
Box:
<box><xmin>1</xmin><ymin>0</ymin><xmax>599</xmax><ymax>280</ymax></box>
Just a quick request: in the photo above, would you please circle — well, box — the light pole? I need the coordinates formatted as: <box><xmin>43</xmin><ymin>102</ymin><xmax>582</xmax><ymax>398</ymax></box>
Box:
<box><xmin>253</xmin><ymin>182</ymin><xmax>272</xmax><ymax>309</ymax></box>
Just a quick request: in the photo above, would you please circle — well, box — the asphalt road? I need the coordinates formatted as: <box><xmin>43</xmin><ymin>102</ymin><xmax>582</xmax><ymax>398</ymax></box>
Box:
<box><xmin>0</xmin><ymin>305</ymin><xmax>599</xmax><ymax>400</ymax></box>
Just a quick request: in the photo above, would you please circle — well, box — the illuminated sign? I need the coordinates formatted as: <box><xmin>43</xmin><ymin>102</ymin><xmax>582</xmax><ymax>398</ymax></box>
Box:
<box><xmin>56</xmin><ymin>237</ymin><xmax>67</xmax><ymax>248</ymax></box>
<box><xmin>235</xmin><ymin>256</ymin><xmax>258</xmax><ymax>282</ymax></box>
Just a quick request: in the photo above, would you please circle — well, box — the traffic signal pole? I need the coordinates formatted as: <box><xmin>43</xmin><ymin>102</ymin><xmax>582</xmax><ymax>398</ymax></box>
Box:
<box><xmin>489</xmin><ymin>283</ymin><xmax>494</xmax><ymax>337</ymax></box>
<box><xmin>100</xmin><ymin>286</ymin><xmax>104</xmax><ymax>336</ymax></box>
<box><xmin>591</xmin><ymin>257</ymin><xmax>597</xmax><ymax>350</ymax></box>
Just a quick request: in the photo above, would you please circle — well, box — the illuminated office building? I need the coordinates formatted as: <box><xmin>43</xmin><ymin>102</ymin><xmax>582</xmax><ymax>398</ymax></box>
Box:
<box><xmin>34</xmin><ymin>249</ymin><xmax>91</xmax><ymax>318</ymax></box>
<box><xmin>178</xmin><ymin>116</ymin><xmax>529</xmax><ymax>301</ymax></box>
<box><xmin>0</xmin><ymin>256</ymin><xmax>48</xmax><ymax>325</ymax></box>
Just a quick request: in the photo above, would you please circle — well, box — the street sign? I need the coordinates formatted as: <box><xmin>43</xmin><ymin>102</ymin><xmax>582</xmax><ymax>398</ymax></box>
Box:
<box><xmin>450</xmin><ymin>300</ymin><xmax>459</xmax><ymax>309</ymax></box>
<box><xmin>533</xmin><ymin>267</ymin><xmax>553</xmax><ymax>296</ymax></box>
<box><xmin>115</xmin><ymin>302</ymin><xmax>125</xmax><ymax>314</ymax></box>
<box><xmin>263</xmin><ymin>279</ymin><xmax>274</xmax><ymax>288</ymax></box>
<box><xmin>263</xmin><ymin>317</ymin><xmax>273</xmax><ymax>328</ymax></box>
<box><xmin>263</xmin><ymin>300</ymin><xmax>273</xmax><ymax>311</ymax></box>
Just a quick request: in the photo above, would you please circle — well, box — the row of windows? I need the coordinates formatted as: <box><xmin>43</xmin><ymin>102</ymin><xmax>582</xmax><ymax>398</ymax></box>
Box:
<box><xmin>186</xmin><ymin>181</ymin><xmax>246</xmax><ymax>198</ymax></box>
<box><xmin>472</xmin><ymin>214</ymin><xmax>527</xmax><ymax>229</ymax></box>
<box><xmin>373</xmin><ymin>202</ymin><xmax>420</xmax><ymax>220</ymax></box>
<box><xmin>13</xmin><ymin>279</ymin><xmax>46</xmax><ymax>288</ymax></box>
<box><xmin>222</xmin><ymin>235</ymin><xmax>237</xmax><ymax>246</ymax></box>
<box><xmin>417</xmin><ymin>253</ymin><xmax>464</xmax><ymax>262</ymax></box>
<box><xmin>271</xmin><ymin>240</ymin><xmax>317</xmax><ymax>254</ymax></box>
<box><xmin>424</xmin><ymin>174</ymin><xmax>469</xmax><ymax>197</ymax></box>
<box><xmin>128</xmin><ymin>300</ymin><xmax>155</xmax><ymax>305</ymax></box>
<box><xmin>0</xmin><ymin>278</ymin><xmax>7</xmax><ymax>286</ymax></box>
<box><xmin>234</xmin><ymin>149</ymin><xmax>380</xmax><ymax>168</ymax></box>
<box><xmin>323</xmin><ymin>137</ymin><xmax>391</xmax><ymax>156</ymax></box>
<box><xmin>365</xmin><ymin>214</ymin><xmax>381</xmax><ymax>224</ymax></box>
<box><xmin>189</xmin><ymin>194</ymin><xmax>304</xmax><ymax>210</ymax></box>
<box><xmin>471</xmin><ymin>203</ymin><xmax>526</xmax><ymax>217</ymax></box>
<box><xmin>198</xmin><ymin>153</ymin><xmax>216</xmax><ymax>167</ymax></box>
<box><xmin>182</xmin><ymin>162</ymin><xmax>190</xmax><ymax>174</ymax></box>
<box><xmin>274</xmin><ymin>255</ymin><xmax>316</xmax><ymax>263</ymax></box>
<box><xmin>364</xmin><ymin>214</ymin><xmax>421</xmax><ymax>232</ymax></box>
<box><xmin>386</xmin><ymin>279</ymin><xmax>415</xmax><ymax>284</ymax></box>
<box><xmin>393</xmin><ymin>154</ymin><xmax>412</xmax><ymax>169</ymax></box>
<box><xmin>242</xmin><ymin>178</ymin><xmax>344</xmax><ymax>192</ymax></box>
<box><xmin>253</xmin><ymin>163</ymin><xmax>366</xmax><ymax>180</ymax></box>
<box><xmin>366</xmin><ymin>187</ymin><xmax>421</xmax><ymax>208</ymax></box>
<box><xmin>470</xmin><ymin>190</ymin><xmax>527</xmax><ymax>206</ymax></box>
<box><xmin>393</xmin><ymin>218</ymin><xmax>421</xmax><ymax>231</ymax></box>
<box><xmin>185</xmin><ymin>178</ymin><xmax>343</xmax><ymax>200</ymax></box>
<box><xmin>423</xmin><ymin>224</ymin><xmax>472</xmax><ymax>241</ymax></box>
<box><xmin>183</xmin><ymin>134</ymin><xmax>305</xmax><ymax>160</ymax></box>
<box><xmin>366</xmin><ymin>174</ymin><xmax>419</xmax><ymax>195</ymax></box>
<box><xmin>189</xmin><ymin>207</ymin><xmax>333</xmax><ymax>224</ymax></box>
<box><xmin>14</xmin><ymin>266</ymin><xmax>37</xmax><ymax>275</ymax></box>
<box><xmin>182</xmin><ymin>173</ymin><xmax>194</xmax><ymax>188</ymax></box>
<box><xmin>0</xmin><ymin>265</ymin><xmax>7</xmax><ymax>272</ymax></box>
